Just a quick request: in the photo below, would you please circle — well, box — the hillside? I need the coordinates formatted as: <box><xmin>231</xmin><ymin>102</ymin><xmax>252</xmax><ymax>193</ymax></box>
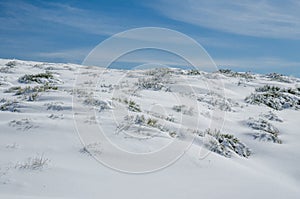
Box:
<box><xmin>0</xmin><ymin>59</ymin><xmax>300</xmax><ymax>199</ymax></box>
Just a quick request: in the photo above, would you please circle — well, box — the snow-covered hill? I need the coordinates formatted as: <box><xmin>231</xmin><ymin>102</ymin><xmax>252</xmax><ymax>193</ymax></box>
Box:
<box><xmin>0</xmin><ymin>59</ymin><xmax>300</xmax><ymax>198</ymax></box>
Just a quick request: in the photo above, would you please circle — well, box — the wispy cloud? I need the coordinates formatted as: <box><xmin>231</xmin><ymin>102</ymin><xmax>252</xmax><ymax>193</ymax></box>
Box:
<box><xmin>148</xmin><ymin>0</ymin><xmax>300</xmax><ymax>39</ymax></box>
<box><xmin>216</xmin><ymin>57</ymin><xmax>300</xmax><ymax>68</ymax></box>
<box><xmin>35</xmin><ymin>48</ymin><xmax>92</xmax><ymax>63</ymax></box>
<box><xmin>0</xmin><ymin>1</ymin><xmax>124</xmax><ymax>35</ymax></box>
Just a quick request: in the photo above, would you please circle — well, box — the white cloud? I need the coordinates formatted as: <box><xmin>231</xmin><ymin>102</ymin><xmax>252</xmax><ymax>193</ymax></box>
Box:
<box><xmin>36</xmin><ymin>48</ymin><xmax>91</xmax><ymax>63</ymax></box>
<box><xmin>0</xmin><ymin>1</ymin><xmax>124</xmax><ymax>35</ymax></box>
<box><xmin>215</xmin><ymin>57</ymin><xmax>300</xmax><ymax>69</ymax></box>
<box><xmin>149</xmin><ymin>0</ymin><xmax>300</xmax><ymax>39</ymax></box>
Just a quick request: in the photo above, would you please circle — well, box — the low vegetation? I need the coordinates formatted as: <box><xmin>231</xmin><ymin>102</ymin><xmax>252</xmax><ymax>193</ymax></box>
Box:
<box><xmin>5</xmin><ymin>83</ymin><xmax>58</xmax><ymax>101</ymax></box>
<box><xmin>15</xmin><ymin>155</ymin><xmax>49</xmax><ymax>170</ymax></box>
<box><xmin>204</xmin><ymin>129</ymin><xmax>251</xmax><ymax>158</ymax></box>
<box><xmin>247</xmin><ymin>118</ymin><xmax>282</xmax><ymax>144</ymax></box>
<box><xmin>0</xmin><ymin>99</ymin><xmax>20</xmax><ymax>112</ymax></box>
<box><xmin>172</xmin><ymin>105</ymin><xmax>193</xmax><ymax>115</ymax></box>
<box><xmin>265</xmin><ymin>73</ymin><xmax>292</xmax><ymax>83</ymax></box>
<box><xmin>18</xmin><ymin>72</ymin><xmax>56</xmax><ymax>84</ymax></box>
<box><xmin>218</xmin><ymin>69</ymin><xmax>255</xmax><ymax>79</ymax></box>
<box><xmin>245</xmin><ymin>85</ymin><xmax>300</xmax><ymax>110</ymax></box>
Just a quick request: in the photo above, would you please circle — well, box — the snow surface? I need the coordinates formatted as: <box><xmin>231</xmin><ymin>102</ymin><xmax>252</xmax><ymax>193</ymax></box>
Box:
<box><xmin>0</xmin><ymin>59</ymin><xmax>300</xmax><ymax>198</ymax></box>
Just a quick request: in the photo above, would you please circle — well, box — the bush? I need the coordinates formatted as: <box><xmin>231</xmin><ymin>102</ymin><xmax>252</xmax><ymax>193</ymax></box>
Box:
<box><xmin>138</xmin><ymin>68</ymin><xmax>172</xmax><ymax>91</ymax></box>
<box><xmin>245</xmin><ymin>85</ymin><xmax>300</xmax><ymax>110</ymax></box>
<box><xmin>172</xmin><ymin>105</ymin><xmax>194</xmax><ymax>115</ymax></box>
<box><xmin>5</xmin><ymin>84</ymin><xmax>58</xmax><ymax>101</ymax></box>
<box><xmin>0</xmin><ymin>61</ymin><xmax>16</xmax><ymax>73</ymax></box>
<box><xmin>0</xmin><ymin>99</ymin><xmax>19</xmax><ymax>112</ymax></box>
<box><xmin>260</xmin><ymin>111</ymin><xmax>283</xmax><ymax>122</ymax></box>
<box><xmin>205</xmin><ymin>129</ymin><xmax>251</xmax><ymax>158</ymax></box>
<box><xmin>15</xmin><ymin>155</ymin><xmax>49</xmax><ymax>170</ymax></box>
<box><xmin>18</xmin><ymin>72</ymin><xmax>55</xmax><ymax>84</ymax></box>
<box><xmin>146</xmin><ymin>118</ymin><xmax>158</xmax><ymax>127</ymax></box>
<box><xmin>247</xmin><ymin>118</ymin><xmax>282</xmax><ymax>144</ymax></box>
<box><xmin>126</xmin><ymin>100</ymin><xmax>141</xmax><ymax>112</ymax></box>
<box><xmin>84</xmin><ymin>98</ymin><xmax>112</xmax><ymax>111</ymax></box>
<box><xmin>265</xmin><ymin>73</ymin><xmax>292</xmax><ymax>83</ymax></box>
<box><xmin>5</xmin><ymin>61</ymin><xmax>17</xmax><ymax>67</ymax></box>
<box><xmin>218</xmin><ymin>69</ymin><xmax>255</xmax><ymax>79</ymax></box>
<box><xmin>186</xmin><ymin>69</ymin><xmax>202</xmax><ymax>75</ymax></box>
<box><xmin>137</xmin><ymin>77</ymin><xmax>165</xmax><ymax>91</ymax></box>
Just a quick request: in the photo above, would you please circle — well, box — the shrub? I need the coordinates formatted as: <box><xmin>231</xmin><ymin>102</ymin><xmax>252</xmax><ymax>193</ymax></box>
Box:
<box><xmin>146</xmin><ymin>118</ymin><xmax>158</xmax><ymax>127</ymax></box>
<box><xmin>18</xmin><ymin>72</ymin><xmax>55</xmax><ymax>84</ymax></box>
<box><xmin>260</xmin><ymin>111</ymin><xmax>283</xmax><ymax>122</ymax></box>
<box><xmin>5</xmin><ymin>61</ymin><xmax>17</xmax><ymax>67</ymax></box>
<box><xmin>172</xmin><ymin>105</ymin><xmax>194</xmax><ymax>115</ymax></box>
<box><xmin>84</xmin><ymin>98</ymin><xmax>112</xmax><ymax>111</ymax></box>
<box><xmin>245</xmin><ymin>85</ymin><xmax>300</xmax><ymax>110</ymax></box>
<box><xmin>186</xmin><ymin>69</ymin><xmax>202</xmax><ymax>75</ymax></box>
<box><xmin>265</xmin><ymin>73</ymin><xmax>292</xmax><ymax>83</ymax></box>
<box><xmin>5</xmin><ymin>84</ymin><xmax>58</xmax><ymax>101</ymax></box>
<box><xmin>127</xmin><ymin>100</ymin><xmax>141</xmax><ymax>112</ymax></box>
<box><xmin>218</xmin><ymin>69</ymin><xmax>255</xmax><ymax>79</ymax></box>
<box><xmin>247</xmin><ymin>118</ymin><xmax>282</xmax><ymax>144</ymax></box>
<box><xmin>255</xmin><ymin>85</ymin><xmax>280</xmax><ymax>92</ymax></box>
<box><xmin>79</xmin><ymin>143</ymin><xmax>102</xmax><ymax>156</ymax></box>
<box><xmin>204</xmin><ymin>129</ymin><xmax>251</xmax><ymax>158</ymax></box>
<box><xmin>0</xmin><ymin>99</ymin><xmax>19</xmax><ymax>112</ymax></box>
<box><xmin>9</xmin><ymin>118</ymin><xmax>37</xmax><ymax>131</ymax></box>
<box><xmin>0</xmin><ymin>61</ymin><xmax>16</xmax><ymax>73</ymax></box>
<box><xmin>15</xmin><ymin>155</ymin><xmax>49</xmax><ymax>170</ymax></box>
<box><xmin>138</xmin><ymin>68</ymin><xmax>172</xmax><ymax>91</ymax></box>
<box><xmin>137</xmin><ymin>77</ymin><xmax>165</xmax><ymax>91</ymax></box>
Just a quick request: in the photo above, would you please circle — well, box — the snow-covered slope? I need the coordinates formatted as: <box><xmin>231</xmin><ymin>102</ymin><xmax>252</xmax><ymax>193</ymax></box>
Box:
<box><xmin>0</xmin><ymin>59</ymin><xmax>300</xmax><ymax>198</ymax></box>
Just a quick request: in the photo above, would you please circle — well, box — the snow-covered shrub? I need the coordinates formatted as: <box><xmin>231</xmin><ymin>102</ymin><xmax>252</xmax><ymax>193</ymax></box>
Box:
<box><xmin>80</xmin><ymin>142</ymin><xmax>102</xmax><ymax>156</ymax></box>
<box><xmin>45</xmin><ymin>102</ymin><xmax>64</xmax><ymax>111</ymax></box>
<box><xmin>18</xmin><ymin>72</ymin><xmax>59</xmax><ymax>84</ymax></box>
<box><xmin>265</xmin><ymin>73</ymin><xmax>292</xmax><ymax>83</ymax></box>
<box><xmin>255</xmin><ymin>85</ymin><xmax>281</xmax><ymax>92</ymax></box>
<box><xmin>245</xmin><ymin>85</ymin><xmax>300</xmax><ymax>110</ymax></box>
<box><xmin>146</xmin><ymin>118</ymin><xmax>158</xmax><ymax>127</ymax></box>
<box><xmin>7</xmin><ymin>84</ymin><xmax>57</xmax><ymax>94</ymax></box>
<box><xmin>186</xmin><ymin>69</ymin><xmax>202</xmax><ymax>75</ymax></box>
<box><xmin>138</xmin><ymin>68</ymin><xmax>172</xmax><ymax>91</ymax></box>
<box><xmin>198</xmin><ymin>93</ymin><xmax>238</xmax><ymax>112</ymax></box>
<box><xmin>5</xmin><ymin>84</ymin><xmax>57</xmax><ymax>101</ymax></box>
<box><xmin>172</xmin><ymin>105</ymin><xmax>194</xmax><ymax>115</ymax></box>
<box><xmin>15</xmin><ymin>155</ymin><xmax>49</xmax><ymax>170</ymax></box>
<box><xmin>84</xmin><ymin>98</ymin><xmax>113</xmax><ymax>111</ymax></box>
<box><xmin>165</xmin><ymin>114</ymin><xmax>175</xmax><ymax>122</ymax></box>
<box><xmin>112</xmin><ymin>98</ymin><xmax>141</xmax><ymax>112</ymax></box>
<box><xmin>172</xmin><ymin>105</ymin><xmax>184</xmax><ymax>112</ymax></box>
<box><xmin>9</xmin><ymin>118</ymin><xmax>37</xmax><ymax>131</ymax></box>
<box><xmin>71</xmin><ymin>88</ymin><xmax>92</xmax><ymax>98</ymax></box>
<box><xmin>117</xmin><ymin>114</ymin><xmax>174</xmax><ymax>137</ymax></box>
<box><xmin>260</xmin><ymin>111</ymin><xmax>283</xmax><ymax>122</ymax></box>
<box><xmin>247</xmin><ymin>118</ymin><xmax>282</xmax><ymax>144</ymax></box>
<box><xmin>218</xmin><ymin>69</ymin><xmax>255</xmax><ymax>79</ymax></box>
<box><xmin>0</xmin><ymin>64</ymin><xmax>15</xmax><ymax>73</ymax></box>
<box><xmin>123</xmin><ymin>99</ymin><xmax>141</xmax><ymax>112</ymax></box>
<box><xmin>137</xmin><ymin>77</ymin><xmax>165</xmax><ymax>91</ymax></box>
<box><xmin>48</xmin><ymin>113</ymin><xmax>64</xmax><ymax>120</ymax></box>
<box><xmin>144</xmin><ymin>68</ymin><xmax>173</xmax><ymax>76</ymax></box>
<box><xmin>145</xmin><ymin>110</ymin><xmax>175</xmax><ymax>123</ymax></box>
<box><xmin>130</xmin><ymin>114</ymin><xmax>159</xmax><ymax>128</ymax></box>
<box><xmin>205</xmin><ymin>129</ymin><xmax>251</xmax><ymax>158</ymax></box>
<box><xmin>0</xmin><ymin>99</ymin><xmax>20</xmax><ymax>112</ymax></box>
<box><xmin>5</xmin><ymin>61</ymin><xmax>17</xmax><ymax>67</ymax></box>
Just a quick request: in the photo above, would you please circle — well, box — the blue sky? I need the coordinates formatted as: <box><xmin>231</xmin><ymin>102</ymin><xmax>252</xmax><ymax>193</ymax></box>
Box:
<box><xmin>1</xmin><ymin>0</ymin><xmax>300</xmax><ymax>76</ymax></box>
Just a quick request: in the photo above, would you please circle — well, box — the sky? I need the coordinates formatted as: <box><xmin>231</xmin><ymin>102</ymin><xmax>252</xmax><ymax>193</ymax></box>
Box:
<box><xmin>0</xmin><ymin>0</ymin><xmax>300</xmax><ymax>76</ymax></box>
